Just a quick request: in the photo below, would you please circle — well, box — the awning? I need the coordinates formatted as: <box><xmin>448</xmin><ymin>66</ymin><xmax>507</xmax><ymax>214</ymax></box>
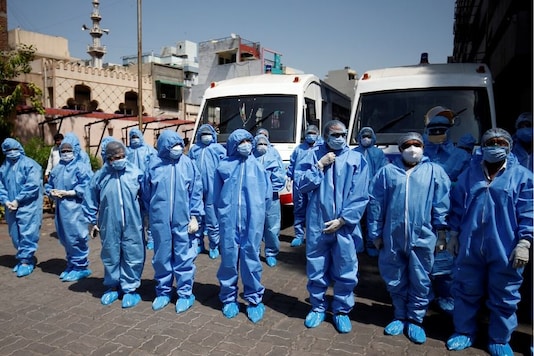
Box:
<box><xmin>156</xmin><ymin>79</ymin><xmax>184</xmax><ymax>86</ymax></box>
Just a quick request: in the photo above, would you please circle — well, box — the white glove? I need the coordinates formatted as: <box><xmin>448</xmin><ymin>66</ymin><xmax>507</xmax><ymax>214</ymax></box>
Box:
<box><xmin>509</xmin><ymin>239</ymin><xmax>530</xmax><ymax>268</ymax></box>
<box><xmin>323</xmin><ymin>217</ymin><xmax>345</xmax><ymax>234</ymax></box>
<box><xmin>188</xmin><ymin>216</ymin><xmax>199</xmax><ymax>234</ymax></box>
<box><xmin>89</xmin><ymin>224</ymin><xmax>100</xmax><ymax>239</ymax></box>
<box><xmin>373</xmin><ymin>237</ymin><xmax>383</xmax><ymax>250</ymax></box>
<box><xmin>6</xmin><ymin>200</ymin><xmax>18</xmax><ymax>211</ymax></box>
<box><xmin>435</xmin><ymin>229</ymin><xmax>447</xmax><ymax>253</ymax></box>
<box><xmin>50</xmin><ymin>189</ymin><xmax>62</xmax><ymax>198</ymax></box>
<box><xmin>317</xmin><ymin>152</ymin><xmax>336</xmax><ymax>170</ymax></box>
<box><xmin>285</xmin><ymin>178</ymin><xmax>292</xmax><ymax>192</ymax></box>
<box><xmin>62</xmin><ymin>190</ymin><xmax>76</xmax><ymax>197</ymax></box>
<box><xmin>447</xmin><ymin>231</ymin><xmax>459</xmax><ymax>256</ymax></box>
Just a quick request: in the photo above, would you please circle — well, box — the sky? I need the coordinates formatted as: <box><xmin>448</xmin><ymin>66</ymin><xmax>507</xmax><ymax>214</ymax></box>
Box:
<box><xmin>7</xmin><ymin>0</ymin><xmax>456</xmax><ymax>78</ymax></box>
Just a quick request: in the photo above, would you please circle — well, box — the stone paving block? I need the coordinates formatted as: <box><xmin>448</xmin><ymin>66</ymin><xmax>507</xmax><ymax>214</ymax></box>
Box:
<box><xmin>25</xmin><ymin>341</ymin><xmax>58</xmax><ymax>355</ymax></box>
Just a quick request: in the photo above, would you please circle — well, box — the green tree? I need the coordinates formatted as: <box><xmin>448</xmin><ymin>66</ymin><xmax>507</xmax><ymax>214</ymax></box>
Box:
<box><xmin>0</xmin><ymin>43</ymin><xmax>44</xmax><ymax>138</ymax></box>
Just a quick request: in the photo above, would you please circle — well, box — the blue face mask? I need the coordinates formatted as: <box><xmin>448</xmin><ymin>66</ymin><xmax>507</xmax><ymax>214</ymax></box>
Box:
<box><xmin>60</xmin><ymin>152</ymin><xmax>74</xmax><ymax>162</ymax></box>
<box><xmin>237</xmin><ymin>142</ymin><xmax>252</xmax><ymax>157</ymax></box>
<box><xmin>111</xmin><ymin>158</ymin><xmax>128</xmax><ymax>170</ymax></box>
<box><xmin>305</xmin><ymin>134</ymin><xmax>317</xmax><ymax>144</ymax></box>
<box><xmin>360</xmin><ymin>137</ymin><xmax>373</xmax><ymax>147</ymax></box>
<box><xmin>5</xmin><ymin>150</ymin><xmax>21</xmax><ymax>161</ymax></box>
<box><xmin>327</xmin><ymin>136</ymin><xmax>346</xmax><ymax>151</ymax></box>
<box><xmin>482</xmin><ymin>146</ymin><xmax>509</xmax><ymax>163</ymax></box>
<box><xmin>201</xmin><ymin>135</ymin><xmax>213</xmax><ymax>145</ymax></box>
<box><xmin>516</xmin><ymin>127</ymin><xmax>532</xmax><ymax>144</ymax></box>
<box><xmin>169</xmin><ymin>145</ymin><xmax>183</xmax><ymax>159</ymax></box>
<box><xmin>130</xmin><ymin>138</ymin><xmax>141</xmax><ymax>147</ymax></box>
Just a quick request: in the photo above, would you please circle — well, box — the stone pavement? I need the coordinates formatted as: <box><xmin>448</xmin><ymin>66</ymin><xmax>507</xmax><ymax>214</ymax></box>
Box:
<box><xmin>0</xmin><ymin>213</ymin><xmax>531</xmax><ymax>356</ymax></box>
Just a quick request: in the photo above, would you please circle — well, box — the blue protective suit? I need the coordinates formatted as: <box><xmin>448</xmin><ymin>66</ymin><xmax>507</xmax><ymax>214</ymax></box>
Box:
<box><xmin>188</xmin><ymin>124</ymin><xmax>226</xmax><ymax>250</ymax></box>
<box><xmin>45</xmin><ymin>133</ymin><xmax>93</xmax><ymax>271</ymax></box>
<box><xmin>253</xmin><ymin>134</ymin><xmax>286</xmax><ymax>258</ymax></box>
<box><xmin>143</xmin><ymin>130</ymin><xmax>204</xmax><ymax>299</ymax></box>
<box><xmin>287</xmin><ymin>137</ymin><xmax>323</xmax><ymax>241</ymax></box>
<box><xmin>83</xmin><ymin>144</ymin><xmax>145</xmax><ymax>294</ymax></box>
<box><xmin>449</xmin><ymin>153</ymin><xmax>533</xmax><ymax>344</ymax></box>
<box><xmin>297</xmin><ymin>142</ymin><xmax>369</xmax><ymax>314</ymax></box>
<box><xmin>0</xmin><ymin>138</ymin><xmax>43</xmax><ymax>264</ymax></box>
<box><xmin>127</xmin><ymin>128</ymin><xmax>157</xmax><ymax>172</ymax></box>
<box><xmin>214</xmin><ymin>129</ymin><xmax>271</xmax><ymax>305</ymax></box>
<box><xmin>440</xmin><ymin>133</ymin><xmax>475</xmax><ymax>182</ymax></box>
<box><xmin>511</xmin><ymin>138</ymin><xmax>533</xmax><ymax>171</ymax></box>
<box><xmin>367</xmin><ymin>156</ymin><xmax>450</xmax><ymax>323</ymax></box>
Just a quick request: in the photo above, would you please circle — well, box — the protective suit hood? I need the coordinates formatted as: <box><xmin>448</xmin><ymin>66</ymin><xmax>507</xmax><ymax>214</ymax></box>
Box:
<box><xmin>60</xmin><ymin>133</ymin><xmax>82</xmax><ymax>159</ymax></box>
<box><xmin>195</xmin><ymin>124</ymin><xmax>218</xmax><ymax>145</ymax></box>
<box><xmin>1</xmin><ymin>138</ymin><xmax>25</xmax><ymax>156</ymax></box>
<box><xmin>157</xmin><ymin>130</ymin><xmax>184</xmax><ymax>159</ymax></box>
<box><xmin>226</xmin><ymin>129</ymin><xmax>253</xmax><ymax>157</ymax></box>
<box><xmin>129</xmin><ymin>128</ymin><xmax>145</xmax><ymax>145</ymax></box>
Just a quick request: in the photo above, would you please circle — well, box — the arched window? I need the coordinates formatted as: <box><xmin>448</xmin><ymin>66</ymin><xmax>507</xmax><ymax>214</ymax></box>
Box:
<box><xmin>74</xmin><ymin>84</ymin><xmax>91</xmax><ymax>111</ymax></box>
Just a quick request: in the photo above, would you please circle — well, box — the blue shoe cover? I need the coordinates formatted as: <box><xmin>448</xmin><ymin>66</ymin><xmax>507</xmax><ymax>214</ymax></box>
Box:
<box><xmin>290</xmin><ymin>237</ymin><xmax>303</xmax><ymax>247</ymax></box>
<box><xmin>266</xmin><ymin>256</ymin><xmax>277</xmax><ymax>267</ymax></box>
<box><xmin>63</xmin><ymin>269</ymin><xmax>92</xmax><ymax>282</ymax></box>
<box><xmin>333</xmin><ymin>314</ymin><xmax>352</xmax><ymax>333</ymax></box>
<box><xmin>176</xmin><ymin>295</ymin><xmax>195</xmax><ymax>313</ymax></box>
<box><xmin>437</xmin><ymin>297</ymin><xmax>454</xmax><ymax>313</ymax></box>
<box><xmin>12</xmin><ymin>263</ymin><xmax>20</xmax><ymax>273</ymax></box>
<box><xmin>16</xmin><ymin>264</ymin><xmax>34</xmax><ymax>277</ymax></box>
<box><xmin>152</xmin><ymin>296</ymin><xmax>170</xmax><ymax>311</ymax></box>
<box><xmin>146</xmin><ymin>241</ymin><xmax>154</xmax><ymax>250</ymax></box>
<box><xmin>304</xmin><ymin>311</ymin><xmax>325</xmax><ymax>328</ymax></box>
<box><xmin>209</xmin><ymin>248</ymin><xmax>219</xmax><ymax>259</ymax></box>
<box><xmin>384</xmin><ymin>319</ymin><xmax>405</xmax><ymax>335</ymax></box>
<box><xmin>488</xmin><ymin>343</ymin><xmax>513</xmax><ymax>356</ymax></box>
<box><xmin>59</xmin><ymin>269</ymin><xmax>71</xmax><ymax>279</ymax></box>
<box><xmin>222</xmin><ymin>302</ymin><xmax>239</xmax><ymax>319</ymax></box>
<box><xmin>122</xmin><ymin>292</ymin><xmax>141</xmax><ymax>308</ymax></box>
<box><xmin>246</xmin><ymin>303</ymin><xmax>265</xmax><ymax>323</ymax></box>
<box><xmin>446</xmin><ymin>333</ymin><xmax>474</xmax><ymax>351</ymax></box>
<box><xmin>407</xmin><ymin>322</ymin><xmax>426</xmax><ymax>344</ymax></box>
<box><xmin>101</xmin><ymin>290</ymin><xmax>119</xmax><ymax>305</ymax></box>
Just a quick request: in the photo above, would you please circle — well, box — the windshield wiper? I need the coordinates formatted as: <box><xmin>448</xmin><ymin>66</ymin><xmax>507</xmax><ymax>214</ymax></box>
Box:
<box><xmin>376</xmin><ymin>110</ymin><xmax>414</xmax><ymax>133</ymax></box>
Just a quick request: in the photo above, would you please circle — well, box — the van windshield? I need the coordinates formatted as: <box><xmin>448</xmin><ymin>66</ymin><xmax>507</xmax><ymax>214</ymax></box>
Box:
<box><xmin>351</xmin><ymin>88</ymin><xmax>493</xmax><ymax>145</ymax></box>
<box><xmin>199</xmin><ymin>95</ymin><xmax>297</xmax><ymax>143</ymax></box>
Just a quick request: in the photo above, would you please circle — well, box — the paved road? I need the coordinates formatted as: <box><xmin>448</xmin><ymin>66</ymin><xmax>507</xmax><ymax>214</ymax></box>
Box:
<box><xmin>0</xmin><ymin>213</ymin><xmax>531</xmax><ymax>355</ymax></box>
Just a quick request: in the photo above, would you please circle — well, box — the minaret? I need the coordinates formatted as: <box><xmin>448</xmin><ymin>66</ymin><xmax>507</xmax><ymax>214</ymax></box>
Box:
<box><xmin>83</xmin><ymin>0</ymin><xmax>109</xmax><ymax>68</ymax></box>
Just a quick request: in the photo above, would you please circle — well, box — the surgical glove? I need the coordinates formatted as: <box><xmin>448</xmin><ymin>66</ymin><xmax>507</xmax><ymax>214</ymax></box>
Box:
<box><xmin>50</xmin><ymin>189</ymin><xmax>62</xmax><ymax>198</ymax></box>
<box><xmin>89</xmin><ymin>224</ymin><xmax>100</xmax><ymax>239</ymax></box>
<box><xmin>285</xmin><ymin>178</ymin><xmax>292</xmax><ymax>192</ymax></box>
<box><xmin>435</xmin><ymin>229</ymin><xmax>447</xmax><ymax>253</ymax></box>
<box><xmin>447</xmin><ymin>231</ymin><xmax>459</xmax><ymax>256</ymax></box>
<box><xmin>188</xmin><ymin>216</ymin><xmax>199</xmax><ymax>234</ymax></box>
<box><xmin>323</xmin><ymin>217</ymin><xmax>345</xmax><ymax>234</ymax></box>
<box><xmin>6</xmin><ymin>200</ymin><xmax>18</xmax><ymax>211</ymax></box>
<box><xmin>317</xmin><ymin>152</ymin><xmax>336</xmax><ymax>170</ymax></box>
<box><xmin>62</xmin><ymin>190</ymin><xmax>76</xmax><ymax>197</ymax></box>
<box><xmin>509</xmin><ymin>239</ymin><xmax>530</xmax><ymax>268</ymax></box>
<box><xmin>373</xmin><ymin>237</ymin><xmax>383</xmax><ymax>250</ymax></box>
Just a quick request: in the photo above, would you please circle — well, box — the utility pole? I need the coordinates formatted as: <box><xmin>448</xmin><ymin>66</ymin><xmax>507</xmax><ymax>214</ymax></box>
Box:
<box><xmin>137</xmin><ymin>0</ymin><xmax>143</xmax><ymax>129</ymax></box>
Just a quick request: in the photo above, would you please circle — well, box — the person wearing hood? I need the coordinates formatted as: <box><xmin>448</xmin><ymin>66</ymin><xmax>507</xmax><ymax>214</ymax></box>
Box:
<box><xmin>253</xmin><ymin>134</ymin><xmax>286</xmax><ymax>267</ymax></box>
<box><xmin>441</xmin><ymin>133</ymin><xmax>476</xmax><ymax>182</ymax></box>
<box><xmin>423</xmin><ymin>109</ymin><xmax>455</xmax><ymax>165</ymax></box>
<box><xmin>0</xmin><ymin>138</ymin><xmax>44</xmax><ymax>277</ymax></box>
<box><xmin>188</xmin><ymin>124</ymin><xmax>226</xmax><ymax>259</ymax></box>
<box><xmin>353</xmin><ymin>126</ymin><xmax>389</xmax><ymax>256</ymax></box>
<box><xmin>286</xmin><ymin>124</ymin><xmax>323</xmax><ymax>247</ymax></box>
<box><xmin>367</xmin><ymin>132</ymin><xmax>450</xmax><ymax>344</ymax></box>
<box><xmin>127</xmin><ymin>128</ymin><xmax>157</xmax><ymax>250</ymax></box>
<box><xmin>214</xmin><ymin>129</ymin><xmax>272</xmax><ymax>324</ymax></box>
<box><xmin>83</xmin><ymin>140</ymin><xmax>145</xmax><ymax>308</ymax></box>
<box><xmin>296</xmin><ymin>120</ymin><xmax>369</xmax><ymax>334</ymax></box>
<box><xmin>511</xmin><ymin>112</ymin><xmax>533</xmax><ymax>170</ymax></box>
<box><xmin>45</xmin><ymin>133</ymin><xmax>93</xmax><ymax>282</ymax></box>
<box><xmin>143</xmin><ymin>130</ymin><xmax>203</xmax><ymax>313</ymax></box>
<box><xmin>446</xmin><ymin>128</ymin><xmax>533</xmax><ymax>356</ymax></box>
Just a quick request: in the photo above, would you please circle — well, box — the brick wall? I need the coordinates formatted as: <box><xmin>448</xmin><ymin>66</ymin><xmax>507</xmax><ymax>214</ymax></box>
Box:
<box><xmin>0</xmin><ymin>0</ymin><xmax>7</xmax><ymax>51</ymax></box>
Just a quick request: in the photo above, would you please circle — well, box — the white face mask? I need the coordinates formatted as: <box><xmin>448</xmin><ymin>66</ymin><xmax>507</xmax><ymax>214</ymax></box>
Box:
<box><xmin>360</xmin><ymin>137</ymin><xmax>373</xmax><ymax>147</ymax></box>
<box><xmin>402</xmin><ymin>146</ymin><xmax>423</xmax><ymax>164</ymax></box>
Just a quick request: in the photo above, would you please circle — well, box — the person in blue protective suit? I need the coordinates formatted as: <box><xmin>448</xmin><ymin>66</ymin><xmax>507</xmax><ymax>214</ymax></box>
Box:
<box><xmin>367</xmin><ymin>132</ymin><xmax>450</xmax><ymax>344</ymax></box>
<box><xmin>143</xmin><ymin>130</ymin><xmax>204</xmax><ymax>313</ymax></box>
<box><xmin>446</xmin><ymin>128</ymin><xmax>533</xmax><ymax>356</ymax></box>
<box><xmin>0</xmin><ymin>138</ymin><xmax>43</xmax><ymax>277</ymax></box>
<box><xmin>296</xmin><ymin>120</ymin><xmax>369</xmax><ymax>334</ymax></box>
<box><xmin>253</xmin><ymin>134</ymin><xmax>286</xmax><ymax>267</ymax></box>
<box><xmin>214</xmin><ymin>129</ymin><xmax>272</xmax><ymax>324</ymax></box>
<box><xmin>423</xmin><ymin>108</ymin><xmax>455</xmax><ymax>166</ymax></box>
<box><xmin>511</xmin><ymin>112</ymin><xmax>533</xmax><ymax>170</ymax></box>
<box><xmin>256</xmin><ymin>128</ymin><xmax>282</xmax><ymax>161</ymax></box>
<box><xmin>45</xmin><ymin>133</ymin><xmax>93</xmax><ymax>282</ymax></box>
<box><xmin>353</xmin><ymin>126</ymin><xmax>389</xmax><ymax>256</ymax></box>
<box><xmin>126</xmin><ymin>128</ymin><xmax>157</xmax><ymax>250</ymax></box>
<box><xmin>441</xmin><ymin>133</ymin><xmax>476</xmax><ymax>182</ymax></box>
<box><xmin>188</xmin><ymin>124</ymin><xmax>226</xmax><ymax>259</ymax></box>
<box><xmin>83</xmin><ymin>140</ymin><xmax>145</xmax><ymax>308</ymax></box>
<box><xmin>286</xmin><ymin>124</ymin><xmax>323</xmax><ymax>247</ymax></box>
